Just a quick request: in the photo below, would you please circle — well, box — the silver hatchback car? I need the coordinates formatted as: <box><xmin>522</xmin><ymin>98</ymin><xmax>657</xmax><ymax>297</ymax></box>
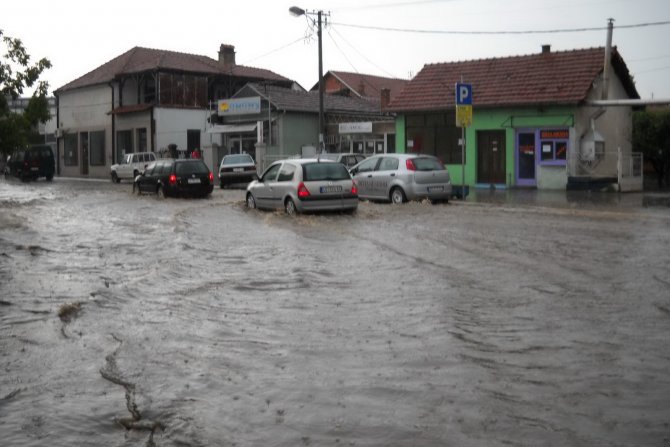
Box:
<box><xmin>349</xmin><ymin>153</ymin><xmax>452</xmax><ymax>204</ymax></box>
<box><xmin>246</xmin><ymin>159</ymin><xmax>358</xmax><ymax>215</ymax></box>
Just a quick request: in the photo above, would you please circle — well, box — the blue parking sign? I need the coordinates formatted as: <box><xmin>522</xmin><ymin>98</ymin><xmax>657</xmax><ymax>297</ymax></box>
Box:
<box><xmin>456</xmin><ymin>83</ymin><xmax>472</xmax><ymax>105</ymax></box>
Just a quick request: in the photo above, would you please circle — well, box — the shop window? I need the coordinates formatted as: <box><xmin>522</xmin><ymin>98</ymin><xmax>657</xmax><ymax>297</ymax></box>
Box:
<box><xmin>64</xmin><ymin>133</ymin><xmax>78</xmax><ymax>166</ymax></box>
<box><xmin>137</xmin><ymin>128</ymin><xmax>147</xmax><ymax>152</ymax></box>
<box><xmin>406</xmin><ymin>112</ymin><xmax>461</xmax><ymax>164</ymax></box>
<box><xmin>117</xmin><ymin>130</ymin><xmax>133</xmax><ymax>162</ymax></box>
<box><xmin>90</xmin><ymin>131</ymin><xmax>106</xmax><ymax>166</ymax></box>
<box><xmin>539</xmin><ymin>129</ymin><xmax>569</xmax><ymax>164</ymax></box>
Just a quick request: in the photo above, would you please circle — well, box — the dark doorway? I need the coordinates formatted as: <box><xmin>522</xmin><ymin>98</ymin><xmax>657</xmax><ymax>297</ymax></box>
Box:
<box><xmin>187</xmin><ymin>129</ymin><xmax>201</xmax><ymax>153</ymax></box>
<box><xmin>477</xmin><ymin>130</ymin><xmax>506</xmax><ymax>184</ymax></box>
<box><xmin>80</xmin><ymin>132</ymin><xmax>89</xmax><ymax>176</ymax></box>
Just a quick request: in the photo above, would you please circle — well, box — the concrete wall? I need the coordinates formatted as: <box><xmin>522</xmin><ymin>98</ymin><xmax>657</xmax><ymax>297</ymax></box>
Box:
<box><xmin>154</xmin><ymin>107</ymin><xmax>209</xmax><ymax>154</ymax></box>
<box><xmin>574</xmin><ymin>71</ymin><xmax>634</xmax><ymax>178</ymax></box>
<box><xmin>58</xmin><ymin>85</ymin><xmax>113</xmax><ymax>178</ymax></box>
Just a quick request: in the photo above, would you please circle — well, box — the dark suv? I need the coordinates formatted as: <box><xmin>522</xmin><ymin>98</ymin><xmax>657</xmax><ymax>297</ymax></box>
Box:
<box><xmin>5</xmin><ymin>145</ymin><xmax>55</xmax><ymax>181</ymax></box>
<box><xmin>133</xmin><ymin>159</ymin><xmax>214</xmax><ymax>198</ymax></box>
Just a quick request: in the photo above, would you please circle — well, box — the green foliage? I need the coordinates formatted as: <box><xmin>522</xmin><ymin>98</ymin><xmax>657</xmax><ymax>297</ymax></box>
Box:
<box><xmin>633</xmin><ymin>109</ymin><xmax>670</xmax><ymax>189</ymax></box>
<box><xmin>0</xmin><ymin>29</ymin><xmax>52</xmax><ymax>156</ymax></box>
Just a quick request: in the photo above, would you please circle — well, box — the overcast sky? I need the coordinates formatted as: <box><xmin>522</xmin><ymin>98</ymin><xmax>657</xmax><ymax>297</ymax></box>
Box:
<box><xmin>4</xmin><ymin>0</ymin><xmax>669</xmax><ymax>99</ymax></box>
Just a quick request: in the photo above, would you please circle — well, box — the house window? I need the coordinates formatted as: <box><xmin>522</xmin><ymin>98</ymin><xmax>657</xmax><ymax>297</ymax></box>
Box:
<box><xmin>64</xmin><ymin>133</ymin><xmax>78</xmax><ymax>166</ymax></box>
<box><xmin>144</xmin><ymin>77</ymin><xmax>156</xmax><ymax>103</ymax></box>
<box><xmin>539</xmin><ymin>129</ymin><xmax>569</xmax><ymax>164</ymax></box>
<box><xmin>405</xmin><ymin>112</ymin><xmax>462</xmax><ymax>164</ymax></box>
<box><xmin>90</xmin><ymin>130</ymin><xmax>106</xmax><ymax>166</ymax></box>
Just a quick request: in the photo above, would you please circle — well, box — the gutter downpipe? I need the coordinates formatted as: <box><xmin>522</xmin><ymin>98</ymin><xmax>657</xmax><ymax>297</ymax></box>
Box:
<box><xmin>109</xmin><ymin>82</ymin><xmax>116</xmax><ymax>164</ymax></box>
<box><xmin>55</xmin><ymin>93</ymin><xmax>60</xmax><ymax>176</ymax></box>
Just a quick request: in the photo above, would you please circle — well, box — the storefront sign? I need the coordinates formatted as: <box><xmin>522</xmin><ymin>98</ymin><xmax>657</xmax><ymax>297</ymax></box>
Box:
<box><xmin>540</xmin><ymin>129</ymin><xmax>569</xmax><ymax>139</ymax></box>
<box><xmin>218</xmin><ymin>97</ymin><xmax>261</xmax><ymax>116</ymax></box>
<box><xmin>339</xmin><ymin>122</ymin><xmax>373</xmax><ymax>133</ymax></box>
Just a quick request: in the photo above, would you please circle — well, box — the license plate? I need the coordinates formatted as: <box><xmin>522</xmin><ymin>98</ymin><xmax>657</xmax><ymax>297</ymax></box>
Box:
<box><xmin>233</xmin><ymin>168</ymin><xmax>244</xmax><ymax>172</ymax></box>
<box><xmin>320</xmin><ymin>185</ymin><xmax>342</xmax><ymax>193</ymax></box>
<box><xmin>31</xmin><ymin>167</ymin><xmax>39</xmax><ymax>171</ymax></box>
<box><xmin>428</xmin><ymin>186</ymin><xmax>444</xmax><ymax>192</ymax></box>
<box><xmin>187</xmin><ymin>178</ymin><xmax>201</xmax><ymax>184</ymax></box>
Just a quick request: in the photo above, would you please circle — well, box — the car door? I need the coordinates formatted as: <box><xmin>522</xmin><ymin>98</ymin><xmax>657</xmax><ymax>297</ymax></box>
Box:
<box><xmin>350</xmin><ymin>157</ymin><xmax>380</xmax><ymax>198</ymax></box>
<box><xmin>372</xmin><ymin>156</ymin><xmax>400</xmax><ymax>199</ymax></box>
<box><xmin>274</xmin><ymin>162</ymin><xmax>297</xmax><ymax>208</ymax></box>
<box><xmin>253</xmin><ymin>163</ymin><xmax>281</xmax><ymax>209</ymax></box>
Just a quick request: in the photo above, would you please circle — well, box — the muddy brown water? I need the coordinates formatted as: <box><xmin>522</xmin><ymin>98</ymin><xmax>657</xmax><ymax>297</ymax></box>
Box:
<box><xmin>1</xmin><ymin>177</ymin><xmax>669</xmax><ymax>446</ymax></box>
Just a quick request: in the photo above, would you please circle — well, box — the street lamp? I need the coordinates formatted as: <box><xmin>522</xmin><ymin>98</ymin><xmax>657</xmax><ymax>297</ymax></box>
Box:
<box><xmin>290</xmin><ymin>6</ymin><xmax>328</xmax><ymax>152</ymax></box>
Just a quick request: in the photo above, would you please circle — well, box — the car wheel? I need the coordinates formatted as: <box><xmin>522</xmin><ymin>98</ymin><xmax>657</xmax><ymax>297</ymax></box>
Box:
<box><xmin>133</xmin><ymin>182</ymin><xmax>142</xmax><ymax>195</ymax></box>
<box><xmin>111</xmin><ymin>172</ymin><xmax>119</xmax><ymax>183</ymax></box>
<box><xmin>157</xmin><ymin>185</ymin><xmax>166</xmax><ymax>199</ymax></box>
<box><xmin>390</xmin><ymin>187</ymin><xmax>406</xmax><ymax>204</ymax></box>
<box><xmin>220</xmin><ymin>180</ymin><xmax>225</xmax><ymax>189</ymax></box>
<box><xmin>46</xmin><ymin>174</ymin><xmax>53</xmax><ymax>182</ymax></box>
<box><xmin>285</xmin><ymin>198</ymin><xmax>297</xmax><ymax>215</ymax></box>
<box><xmin>246</xmin><ymin>193</ymin><xmax>256</xmax><ymax>209</ymax></box>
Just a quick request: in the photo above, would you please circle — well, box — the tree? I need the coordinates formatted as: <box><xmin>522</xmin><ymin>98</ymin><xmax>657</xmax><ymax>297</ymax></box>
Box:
<box><xmin>633</xmin><ymin>109</ymin><xmax>670</xmax><ymax>190</ymax></box>
<box><xmin>0</xmin><ymin>29</ymin><xmax>52</xmax><ymax>156</ymax></box>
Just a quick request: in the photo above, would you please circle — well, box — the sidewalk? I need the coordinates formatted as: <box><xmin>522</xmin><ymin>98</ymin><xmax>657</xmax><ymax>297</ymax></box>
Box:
<box><xmin>457</xmin><ymin>187</ymin><xmax>670</xmax><ymax>211</ymax></box>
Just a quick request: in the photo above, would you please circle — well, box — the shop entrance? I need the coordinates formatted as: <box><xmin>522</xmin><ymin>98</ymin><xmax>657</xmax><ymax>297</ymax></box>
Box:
<box><xmin>476</xmin><ymin>130</ymin><xmax>506</xmax><ymax>185</ymax></box>
<box><xmin>516</xmin><ymin>131</ymin><xmax>537</xmax><ymax>186</ymax></box>
<box><xmin>226</xmin><ymin>134</ymin><xmax>257</xmax><ymax>160</ymax></box>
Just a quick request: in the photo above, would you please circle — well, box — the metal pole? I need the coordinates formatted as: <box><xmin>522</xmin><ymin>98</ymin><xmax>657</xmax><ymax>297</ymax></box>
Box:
<box><xmin>317</xmin><ymin>10</ymin><xmax>325</xmax><ymax>153</ymax></box>
<box><xmin>461</xmin><ymin>127</ymin><xmax>465</xmax><ymax>199</ymax></box>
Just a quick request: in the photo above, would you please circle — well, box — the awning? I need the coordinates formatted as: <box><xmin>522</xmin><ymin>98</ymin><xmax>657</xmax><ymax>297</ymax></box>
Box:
<box><xmin>206</xmin><ymin>123</ymin><xmax>257</xmax><ymax>134</ymax></box>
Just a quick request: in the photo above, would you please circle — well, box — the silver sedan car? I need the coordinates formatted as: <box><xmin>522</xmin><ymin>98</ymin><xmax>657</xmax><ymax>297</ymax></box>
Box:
<box><xmin>349</xmin><ymin>153</ymin><xmax>452</xmax><ymax>204</ymax></box>
<box><xmin>246</xmin><ymin>159</ymin><xmax>358</xmax><ymax>215</ymax></box>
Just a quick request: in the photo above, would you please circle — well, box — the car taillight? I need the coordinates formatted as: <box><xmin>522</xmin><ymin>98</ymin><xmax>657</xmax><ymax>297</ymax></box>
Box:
<box><xmin>297</xmin><ymin>182</ymin><xmax>310</xmax><ymax>199</ymax></box>
<box><xmin>169</xmin><ymin>174</ymin><xmax>177</xmax><ymax>185</ymax></box>
<box><xmin>406</xmin><ymin>159</ymin><xmax>417</xmax><ymax>171</ymax></box>
<box><xmin>351</xmin><ymin>181</ymin><xmax>358</xmax><ymax>195</ymax></box>
<box><xmin>209</xmin><ymin>172</ymin><xmax>214</xmax><ymax>182</ymax></box>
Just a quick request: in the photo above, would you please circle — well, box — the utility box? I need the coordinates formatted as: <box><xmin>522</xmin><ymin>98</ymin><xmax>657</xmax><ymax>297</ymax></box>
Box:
<box><xmin>580</xmin><ymin>127</ymin><xmax>605</xmax><ymax>161</ymax></box>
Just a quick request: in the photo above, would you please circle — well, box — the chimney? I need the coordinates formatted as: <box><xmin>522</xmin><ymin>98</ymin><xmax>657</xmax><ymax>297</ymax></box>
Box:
<box><xmin>602</xmin><ymin>18</ymin><xmax>614</xmax><ymax>100</ymax></box>
<box><xmin>380</xmin><ymin>88</ymin><xmax>391</xmax><ymax>110</ymax></box>
<box><xmin>541</xmin><ymin>44</ymin><xmax>551</xmax><ymax>54</ymax></box>
<box><xmin>218</xmin><ymin>44</ymin><xmax>236</xmax><ymax>67</ymax></box>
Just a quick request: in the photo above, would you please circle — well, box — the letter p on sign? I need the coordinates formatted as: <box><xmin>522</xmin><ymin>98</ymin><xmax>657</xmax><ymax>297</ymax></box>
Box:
<box><xmin>456</xmin><ymin>83</ymin><xmax>472</xmax><ymax>105</ymax></box>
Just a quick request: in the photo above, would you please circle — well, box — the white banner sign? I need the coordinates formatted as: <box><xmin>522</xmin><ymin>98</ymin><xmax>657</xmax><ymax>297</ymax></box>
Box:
<box><xmin>339</xmin><ymin>122</ymin><xmax>373</xmax><ymax>133</ymax></box>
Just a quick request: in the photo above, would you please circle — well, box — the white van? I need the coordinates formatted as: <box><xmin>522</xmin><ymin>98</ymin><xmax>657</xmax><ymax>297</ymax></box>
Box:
<box><xmin>110</xmin><ymin>152</ymin><xmax>157</xmax><ymax>183</ymax></box>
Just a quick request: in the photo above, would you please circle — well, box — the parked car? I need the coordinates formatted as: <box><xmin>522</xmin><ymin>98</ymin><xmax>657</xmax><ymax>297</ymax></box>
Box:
<box><xmin>111</xmin><ymin>152</ymin><xmax>157</xmax><ymax>183</ymax></box>
<box><xmin>316</xmin><ymin>153</ymin><xmax>367</xmax><ymax>168</ymax></box>
<box><xmin>218</xmin><ymin>154</ymin><xmax>257</xmax><ymax>189</ymax></box>
<box><xmin>246</xmin><ymin>159</ymin><xmax>358</xmax><ymax>215</ymax></box>
<box><xmin>5</xmin><ymin>145</ymin><xmax>55</xmax><ymax>181</ymax></box>
<box><xmin>133</xmin><ymin>159</ymin><xmax>214</xmax><ymax>198</ymax></box>
<box><xmin>349</xmin><ymin>153</ymin><xmax>452</xmax><ymax>204</ymax></box>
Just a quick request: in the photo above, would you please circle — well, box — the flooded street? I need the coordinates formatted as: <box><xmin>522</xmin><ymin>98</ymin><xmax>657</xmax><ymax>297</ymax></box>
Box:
<box><xmin>1</xmin><ymin>177</ymin><xmax>669</xmax><ymax>446</ymax></box>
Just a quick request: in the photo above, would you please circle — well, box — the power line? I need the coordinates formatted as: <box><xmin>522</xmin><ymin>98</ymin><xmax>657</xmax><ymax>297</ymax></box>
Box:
<box><xmin>332</xmin><ymin>0</ymin><xmax>458</xmax><ymax>12</ymax></box>
<box><xmin>240</xmin><ymin>33</ymin><xmax>314</xmax><ymax>65</ymax></box>
<box><xmin>328</xmin><ymin>25</ymin><xmax>400</xmax><ymax>79</ymax></box>
<box><xmin>329</xmin><ymin>19</ymin><xmax>670</xmax><ymax>35</ymax></box>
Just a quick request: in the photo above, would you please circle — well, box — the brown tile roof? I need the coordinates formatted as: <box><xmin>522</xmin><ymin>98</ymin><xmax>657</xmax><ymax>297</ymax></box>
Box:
<box><xmin>315</xmin><ymin>71</ymin><xmax>409</xmax><ymax>100</ymax></box>
<box><xmin>242</xmin><ymin>83</ymin><xmax>382</xmax><ymax>115</ymax></box>
<box><xmin>387</xmin><ymin>47</ymin><xmax>639</xmax><ymax>112</ymax></box>
<box><xmin>57</xmin><ymin>46</ymin><xmax>290</xmax><ymax>92</ymax></box>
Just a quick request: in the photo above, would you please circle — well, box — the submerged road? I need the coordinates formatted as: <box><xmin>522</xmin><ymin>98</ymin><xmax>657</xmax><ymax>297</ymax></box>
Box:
<box><xmin>1</xmin><ymin>177</ymin><xmax>669</xmax><ymax>446</ymax></box>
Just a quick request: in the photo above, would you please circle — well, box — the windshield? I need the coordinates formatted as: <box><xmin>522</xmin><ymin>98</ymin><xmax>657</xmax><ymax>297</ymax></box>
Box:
<box><xmin>303</xmin><ymin>162</ymin><xmax>351</xmax><ymax>181</ymax></box>
<box><xmin>413</xmin><ymin>157</ymin><xmax>445</xmax><ymax>171</ymax></box>
<box><xmin>223</xmin><ymin>155</ymin><xmax>254</xmax><ymax>165</ymax></box>
<box><xmin>176</xmin><ymin>161</ymin><xmax>209</xmax><ymax>175</ymax></box>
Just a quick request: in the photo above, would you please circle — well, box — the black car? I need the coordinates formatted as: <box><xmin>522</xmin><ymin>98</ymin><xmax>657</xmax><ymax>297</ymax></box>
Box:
<box><xmin>134</xmin><ymin>159</ymin><xmax>214</xmax><ymax>198</ymax></box>
<box><xmin>5</xmin><ymin>145</ymin><xmax>55</xmax><ymax>181</ymax></box>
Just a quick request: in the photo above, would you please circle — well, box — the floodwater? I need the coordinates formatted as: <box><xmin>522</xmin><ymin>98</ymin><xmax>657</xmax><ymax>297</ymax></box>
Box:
<box><xmin>1</xmin><ymin>177</ymin><xmax>669</xmax><ymax>447</ymax></box>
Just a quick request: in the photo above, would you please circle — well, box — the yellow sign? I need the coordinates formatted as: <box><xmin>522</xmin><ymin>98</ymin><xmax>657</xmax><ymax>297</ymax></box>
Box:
<box><xmin>456</xmin><ymin>105</ymin><xmax>472</xmax><ymax>127</ymax></box>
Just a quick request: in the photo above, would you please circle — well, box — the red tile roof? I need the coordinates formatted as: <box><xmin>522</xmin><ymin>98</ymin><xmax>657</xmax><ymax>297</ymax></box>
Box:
<box><xmin>387</xmin><ymin>47</ymin><xmax>638</xmax><ymax>112</ymax></box>
<box><xmin>57</xmin><ymin>47</ymin><xmax>290</xmax><ymax>92</ymax></box>
<box><xmin>314</xmin><ymin>71</ymin><xmax>409</xmax><ymax>100</ymax></box>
